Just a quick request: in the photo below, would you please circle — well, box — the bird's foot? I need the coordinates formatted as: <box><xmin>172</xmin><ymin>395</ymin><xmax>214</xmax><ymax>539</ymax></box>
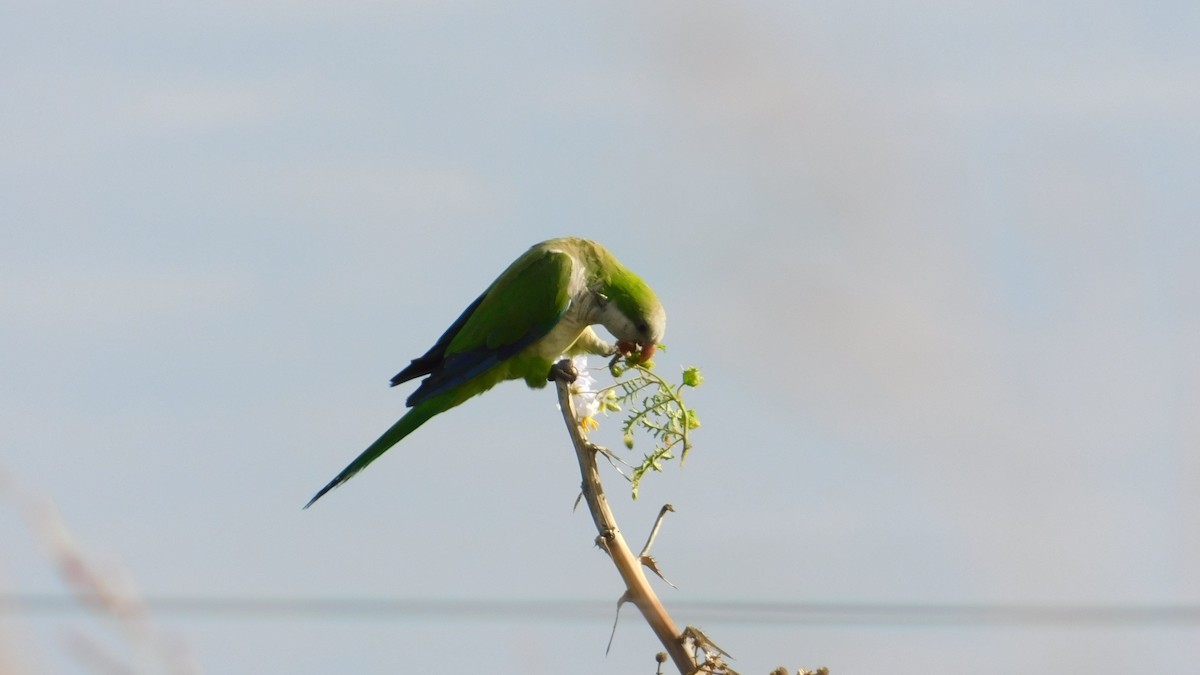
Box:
<box><xmin>549</xmin><ymin>358</ymin><xmax>578</xmax><ymax>384</ymax></box>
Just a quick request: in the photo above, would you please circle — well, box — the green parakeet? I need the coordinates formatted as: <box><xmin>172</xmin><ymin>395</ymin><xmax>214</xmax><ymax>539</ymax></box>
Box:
<box><xmin>305</xmin><ymin>237</ymin><xmax>665</xmax><ymax>507</ymax></box>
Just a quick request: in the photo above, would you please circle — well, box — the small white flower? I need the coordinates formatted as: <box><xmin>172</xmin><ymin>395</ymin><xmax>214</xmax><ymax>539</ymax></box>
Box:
<box><xmin>557</xmin><ymin>356</ymin><xmax>603</xmax><ymax>430</ymax></box>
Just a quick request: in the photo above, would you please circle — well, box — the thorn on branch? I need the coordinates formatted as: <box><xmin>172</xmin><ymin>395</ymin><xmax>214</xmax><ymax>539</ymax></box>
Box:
<box><xmin>594</xmin><ymin>534</ymin><xmax>612</xmax><ymax>557</ymax></box>
<box><xmin>607</xmin><ymin>591</ymin><xmax>633</xmax><ymax>656</ymax></box>
<box><xmin>640</xmin><ymin>554</ymin><xmax>677</xmax><ymax>589</ymax></box>
<box><xmin>640</xmin><ymin>504</ymin><xmax>676</xmax><ymax>557</ymax></box>
<box><xmin>595</xmin><ymin>442</ymin><xmax>633</xmax><ymax>477</ymax></box>
<box><xmin>683</xmin><ymin>625</ymin><xmax>734</xmax><ymax>660</ymax></box>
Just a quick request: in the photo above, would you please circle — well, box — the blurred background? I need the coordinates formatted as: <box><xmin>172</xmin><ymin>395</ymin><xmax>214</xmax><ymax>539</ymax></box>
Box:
<box><xmin>3</xmin><ymin>1</ymin><xmax>1198</xmax><ymax>673</ymax></box>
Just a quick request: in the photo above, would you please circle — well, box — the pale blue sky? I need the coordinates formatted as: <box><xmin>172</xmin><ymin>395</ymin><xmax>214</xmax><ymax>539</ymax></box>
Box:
<box><xmin>3</xmin><ymin>1</ymin><xmax>1199</xmax><ymax>673</ymax></box>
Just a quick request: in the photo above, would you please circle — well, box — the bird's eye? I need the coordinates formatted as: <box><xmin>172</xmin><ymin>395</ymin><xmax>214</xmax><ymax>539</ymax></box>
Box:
<box><xmin>636</xmin><ymin>321</ymin><xmax>649</xmax><ymax>334</ymax></box>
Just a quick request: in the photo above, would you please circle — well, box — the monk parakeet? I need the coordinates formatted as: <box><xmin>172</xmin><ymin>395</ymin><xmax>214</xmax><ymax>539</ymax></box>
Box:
<box><xmin>305</xmin><ymin>237</ymin><xmax>665</xmax><ymax>507</ymax></box>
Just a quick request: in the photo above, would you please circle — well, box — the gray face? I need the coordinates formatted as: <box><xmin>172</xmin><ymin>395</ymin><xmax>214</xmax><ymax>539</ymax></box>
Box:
<box><xmin>595</xmin><ymin>295</ymin><xmax>665</xmax><ymax>346</ymax></box>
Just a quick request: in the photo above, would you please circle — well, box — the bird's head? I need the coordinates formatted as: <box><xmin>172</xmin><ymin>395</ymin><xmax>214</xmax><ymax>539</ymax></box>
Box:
<box><xmin>594</xmin><ymin>270</ymin><xmax>665</xmax><ymax>364</ymax></box>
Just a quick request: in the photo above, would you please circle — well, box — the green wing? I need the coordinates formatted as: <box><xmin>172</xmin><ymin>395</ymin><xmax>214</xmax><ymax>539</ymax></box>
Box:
<box><xmin>402</xmin><ymin>247</ymin><xmax>574</xmax><ymax>406</ymax></box>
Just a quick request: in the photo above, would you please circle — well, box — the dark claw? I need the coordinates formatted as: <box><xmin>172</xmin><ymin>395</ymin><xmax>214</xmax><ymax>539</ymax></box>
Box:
<box><xmin>549</xmin><ymin>359</ymin><xmax>578</xmax><ymax>383</ymax></box>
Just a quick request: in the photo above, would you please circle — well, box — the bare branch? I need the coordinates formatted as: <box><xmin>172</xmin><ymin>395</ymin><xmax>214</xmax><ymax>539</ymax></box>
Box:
<box><xmin>554</xmin><ymin>361</ymin><xmax>696</xmax><ymax>673</ymax></box>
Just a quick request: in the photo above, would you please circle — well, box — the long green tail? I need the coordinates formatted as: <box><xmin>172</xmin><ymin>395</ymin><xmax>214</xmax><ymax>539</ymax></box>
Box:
<box><xmin>304</xmin><ymin>402</ymin><xmax>441</xmax><ymax>508</ymax></box>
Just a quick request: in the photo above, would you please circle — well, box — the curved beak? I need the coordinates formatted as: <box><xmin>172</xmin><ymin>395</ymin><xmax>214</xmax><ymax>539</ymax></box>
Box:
<box><xmin>636</xmin><ymin>341</ymin><xmax>657</xmax><ymax>364</ymax></box>
<box><xmin>615</xmin><ymin>340</ymin><xmax>657</xmax><ymax>364</ymax></box>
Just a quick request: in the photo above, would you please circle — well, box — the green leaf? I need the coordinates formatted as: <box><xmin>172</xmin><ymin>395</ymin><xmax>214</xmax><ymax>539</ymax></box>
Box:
<box><xmin>602</xmin><ymin>359</ymin><xmax>702</xmax><ymax>498</ymax></box>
